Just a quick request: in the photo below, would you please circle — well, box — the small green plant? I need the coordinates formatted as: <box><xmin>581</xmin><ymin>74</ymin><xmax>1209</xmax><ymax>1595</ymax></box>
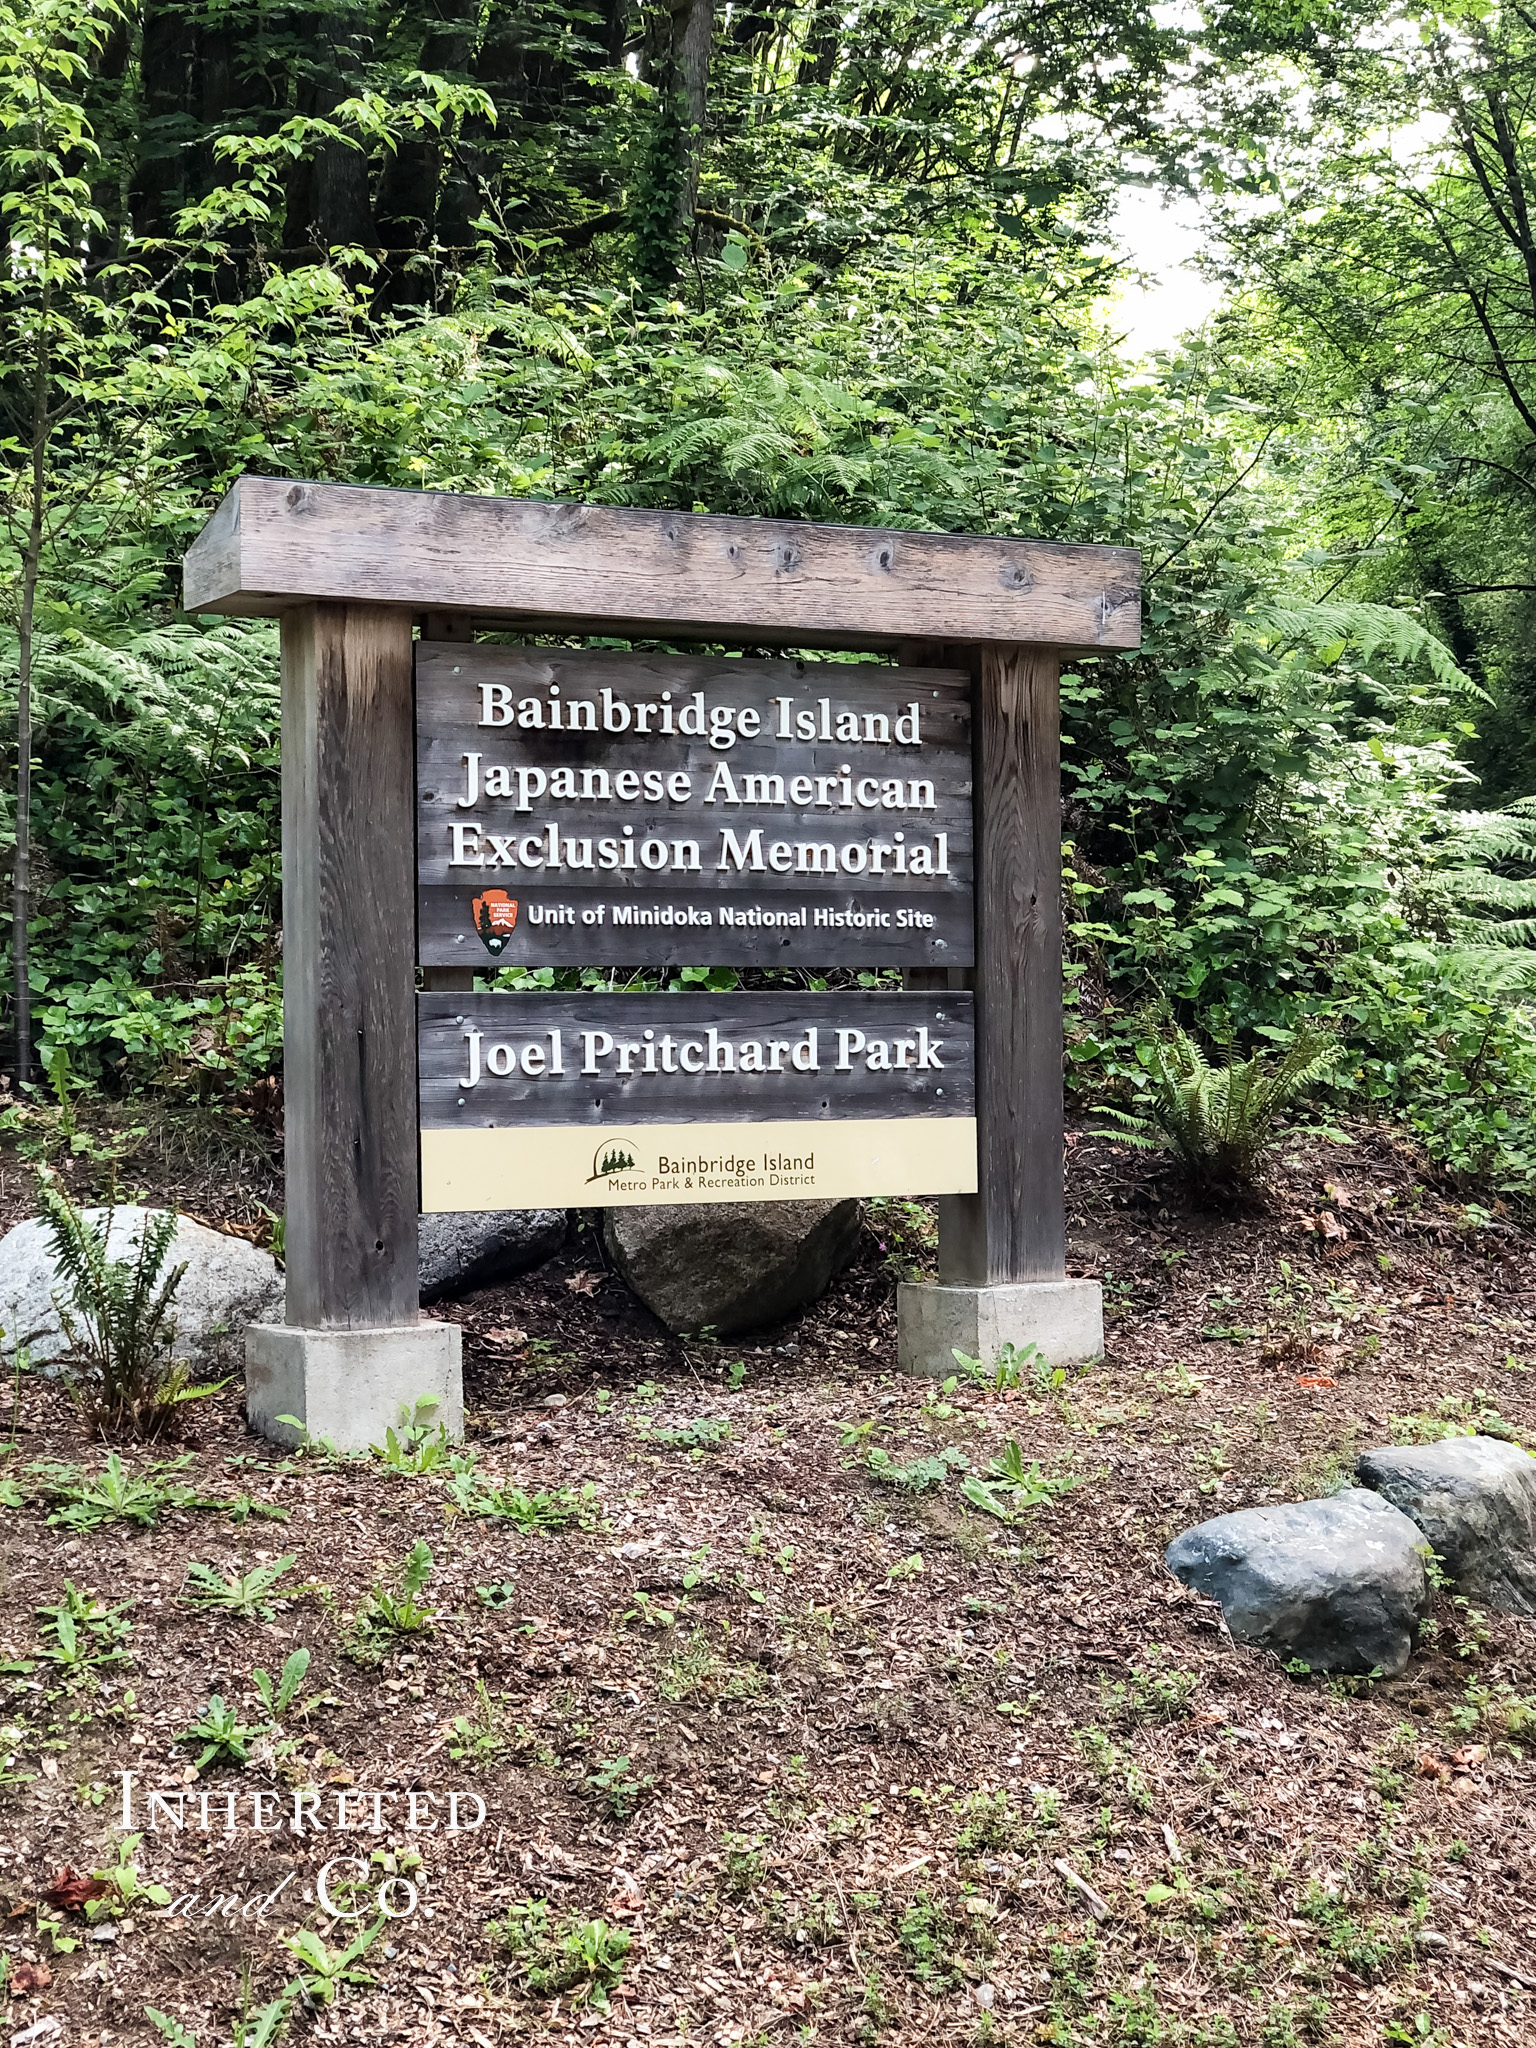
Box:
<box><xmin>448</xmin><ymin>1472</ymin><xmax>602</xmax><ymax>1529</ymax></box>
<box><xmin>896</xmin><ymin>1892</ymin><xmax>965</xmax><ymax>1989</ymax></box>
<box><xmin>955</xmin><ymin>1788</ymin><xmax>1023</xmax><ymax>1855</ymax></box>
<box><xmin>721</xmin><ymin>1831</ymin><xmax>766</xmax><ymax>1897</ymax></box>
<box><xmin>37</xmin><ymin>1582</ymin><xmax>131</xmax><ymax>1670</ymax></box>
<box><xmin>1094</xmin><ymin>1015</ymin><xmax>1336</xmax><ymax>1199</ymax></box>
<box><xmin>1101</xmin><ymin>1652</ymin><xmax>1200</xmax><ymax>1726</ymax></box>
<box><xmin>177</xmin><ymin>1694</ymin><xmax>265</xmax><ymax>1770</ymax></box>
<box><xmin>962</xmin><ymin>1442</ymin><xmax>1078</xmax><ymax>1520</ymax></box>
<box><xmin>344</xmin><ymin>1540</ymin><xmax>437</xmax><ymax>1662</ymax></box>
<box><xmin>180</xmin><ymin>1556</ymin><xmax>296</xmax><ymax>1621</ymax></box>
<box><xmin>449</xmin><ymin>1680</ymin><xmax>508</xmax><ymax>1767</ymax></box>
<box><xmin>34</xmin><ymin>1168</ymin><xmax>225</xmax><ymax>1438</ymax></box>
<box><xmin>33</xmin><ymin>1451</ymin><xmax>215</xmax><ymax>1531</ymax></box>
<box><xmin>251</xmin><ymin>1647</ymin><xmax>312</xmax><ymax>1719</ymax></box>
<box><xmin>866</xmin><ymin>1444</ymin><xmax>967</xmax><ymax>1492</ymax></box>
<box><xmin>147</xmin><ymin>1983</ymin><xmax>296</xmax><ymax>2048</ymax></box>
<box><xmin>476</xmin><ymin>1579</ymin><xmax>519</xmax><ymax>1608</ymax></box>
<box><xmin>281</xmin><ymin>1918</ymin><xmax>383</xmax><ymax>2004</ymax></box>
<box><xmin>496</xmin><ymin>1899</ymin><xmax>631</xmax><ymax>2007</ymax></box>
<box><xmin>951</xmin><ymin>1340</ymin><xmax>1045</xmax><ymax>1391</ymax></box>
<box><xmin>644</xmin><ymin>1416</ymin><xmax>731</xmax><ymax>1450</ymax></box>
<box><xmin>585</xmin><ymin>1754</ymin><xmax>653</xmax><ymax>1820</ymax></box>
<box><xmin>371</xmin><ymin>1398</ymin><xmax>459</xmax><ymax>1472</ymax></box>
<box><xmin>88</xmin><ymin>1835</ymin><xmax>171</xmax><ymax>1919</ymax></box>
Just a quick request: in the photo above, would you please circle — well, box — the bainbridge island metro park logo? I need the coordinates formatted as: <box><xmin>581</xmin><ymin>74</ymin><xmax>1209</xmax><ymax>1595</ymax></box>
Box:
<box><xmin>471</xmin><ymin>889</ymin><xmax>519</xmax><ymax>954</ymax></box>
<box><xmin>588</xmin><ymin>1139</ymin><xmax>640</xmax><ymax>1182</ymax></box>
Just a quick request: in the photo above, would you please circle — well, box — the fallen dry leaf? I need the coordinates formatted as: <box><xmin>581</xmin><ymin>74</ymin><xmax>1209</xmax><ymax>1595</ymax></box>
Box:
<box><xmin>9</xmin><ymin>1960</ymin><xmax>51</xmax><ymax>1993</ymax></box>
<box><xmin>565</xmin><ymin>1270</ymin><xmax>600</xmax><ymax>1296</ymax></box>
<box><xmin>43</xmin><ymin>1866</ymin><xmax>109</xmax><ymax>1913</ymax></box>
<box><xmin>1295</xmin><ymin>1375</ymin><xmax>1337</xmax><ymax>1390</ymax></box>
<box><xmin>483</xmin><ymin>1326</ymin><xmax>527</xmax><ymax>1348</ymax></box>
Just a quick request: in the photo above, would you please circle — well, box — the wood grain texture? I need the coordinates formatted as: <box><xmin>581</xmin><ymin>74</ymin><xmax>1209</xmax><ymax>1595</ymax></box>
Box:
<box><xmin>419</xmin><ymin>992</ymin><xmax>974</xmax><ymax>1127</ymax></box>
<box><xmin>185</xmin><ymin>477</ymin><xmax>1142</xmax><ymax>652</ymax></box>
<box><xmin>282</xmin><ymin>604</ymin><xmax>420</xmax><ymax>1329</ymax></box>
<box><xmin>938</xmin><ymin>644</ymin><xmax>1065</xmax><ymax>1286</ymax></box>
<box><xmin>416</xmin><ymin>642</ymin><xmax>974</xmax><ymax>969</ymax></box>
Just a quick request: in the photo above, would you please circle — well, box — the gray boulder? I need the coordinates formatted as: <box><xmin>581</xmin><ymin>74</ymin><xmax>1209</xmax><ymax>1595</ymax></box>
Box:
<box><xmin>419</xmin><ymin>1209</ymin><xmax>566</xmax><ymax>1301</ymax></box>
<box><xmin>0</xmin><ymin>1208</ymin><xmax>283</xmax><ymax>1373</ymax></box>
<box><xmin>1165</xmin><ymin>1491</ymin><xmax>1429</xmax><ymax>1676</ymax></box>
<box><xmin>1356</xmin><ymin>1436</ymin><xmax>1536</xmax><ymax>1615</ymax></box>
<box><xmin>604</xmin><ymin>1198</ymin><xmax>861</xmax><ymax>1336</ymax></box>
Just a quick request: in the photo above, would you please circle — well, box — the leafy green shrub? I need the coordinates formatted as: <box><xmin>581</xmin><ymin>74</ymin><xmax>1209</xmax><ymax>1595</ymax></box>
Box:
<box><xmin>33</xmin><ymin>1451</ymin><xmax>215</xmax><ymax>1530</ymax></box>
<box><xmin>1094</xmin><ymin>1018</ymin><xmax>1335</xmax><ymax>1199</ymax></box>
<box><xmin>180</xmin><ymin>1557</ymin><xmax>295</xmax><ymax>1621</ymax></box>
<box><xmin>495</xmin><ymin>1899</ymin><xmax>631</xmax><ymax>2007</ymax></box>
<box><xmin>447</xmin><ymin>1473</ymin><xmax>602</xmax><ymax>1530</ymax></box>
<box><xmin>343</xmin><ymin>1540</ymin><xmax>437</xmax><ymax>1663</ymax></box>
<box><xmin>35</xmin><ymin>1171</ymin><xmax>219</xmax><ymax>1438</ymax></box>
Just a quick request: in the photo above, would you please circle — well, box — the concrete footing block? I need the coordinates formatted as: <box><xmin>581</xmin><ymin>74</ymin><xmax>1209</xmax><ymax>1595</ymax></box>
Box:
<box><xmin>897</xmin><ymin>1279</ymin><xmax>1104</xmax><ymax>1379</ymax></box>
<box><xmin>245</xmin><ymin>1321</ymin><xmax>463</xmax><ymax>1452</ymax></box>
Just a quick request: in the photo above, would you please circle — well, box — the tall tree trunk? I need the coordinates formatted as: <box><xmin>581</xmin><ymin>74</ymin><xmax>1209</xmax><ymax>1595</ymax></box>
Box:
<box><xmin>673</xmin><ymin>0</ymin><xmax>712</xmax><ymax>245</ymax></box>
<box><xmin>283</xmin><ymin>6</ymin><xmax>376</xmax><ymax>255</ymax></box>
<box><xmin>132</xmin><ymin>0</ymin><xmax>197</xmax><ymax>239</ymax></box>
<box><xmin>795</xmin><ymin>0</ymin><xmax>840</xmax><ymax>87</ymax></box>
<box><xmin>14</xmin><ymin>286</ymin><xmax>46</xmax><ymax>1092</ymax></box>
<box><xmin>375</xmin><ymin>6</ymin><xmax>478</xmax><ymax>311</ymax></box>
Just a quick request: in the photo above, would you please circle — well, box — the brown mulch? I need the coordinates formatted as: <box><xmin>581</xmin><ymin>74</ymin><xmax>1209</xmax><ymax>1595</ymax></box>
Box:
<box><xmin>1</xmin><ymin>1119</ymin><xmax>1534</xmax><ymax>2047</ymax></box>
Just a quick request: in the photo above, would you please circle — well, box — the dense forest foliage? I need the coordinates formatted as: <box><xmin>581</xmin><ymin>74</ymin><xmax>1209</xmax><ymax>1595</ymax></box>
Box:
<box><xmin>2</xmin><ymin>0</ymin><xmax>1535</xmax><ymax>1191</ymax></box>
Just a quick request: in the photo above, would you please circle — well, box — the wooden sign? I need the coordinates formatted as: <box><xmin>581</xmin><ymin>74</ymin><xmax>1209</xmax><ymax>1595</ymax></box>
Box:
<box><xmin>419</xmin><ymin>992</ymin><xmax>976</xmax><ymax>1210</ymax></box>
<box><xmin>416</xmin><ymin>645</ymin><xmax>973</xmax><ymax>968</ymax></box>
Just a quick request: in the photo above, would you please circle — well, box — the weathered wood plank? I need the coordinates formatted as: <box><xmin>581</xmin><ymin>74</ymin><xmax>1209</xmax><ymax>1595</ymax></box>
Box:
<box><xmin>416</xmin><ymin>643</ymin><xmax>974</xmax><ymax>968</ymax></box>
<box><xmin>938</xmin><ymin>645</ymin><xmax>1065</xmax><ymax>1286</ymax></box>
<box><xmin>418</xmin><ymin>992</ymin><xmax>974</xmax><ymax>1126</ymax></box>
<box><xmin>283</xmin><ymin>604</ymin><xmax>420</xmax><ymax>1328</ymax></box>
<box><xmin>185</xmin><ymin>477</ymin><xmax>1142</xmax><ymax>651</ymax></box>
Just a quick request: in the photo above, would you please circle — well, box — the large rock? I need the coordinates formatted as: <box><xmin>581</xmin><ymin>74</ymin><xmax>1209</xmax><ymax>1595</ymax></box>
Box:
<box><xmin>604</xmin><ymin>1198</ymin><xmax>861</xmax><ymax>1336</ymax></box>
<box><xmin>1165</xmin><ymin>1491</ymin><xmax>1429</xmax><ymax>1677</ymax></box>
<box><xmin>419</xmin><ymin>1209</ymin><xmax>566</xmax><ymax>1302</ymax></box>
<box><xmin>1356</xmin><ymin>1436</ymin><xmax>1536</xmax><ymax>1616</ymax></box>
<box><xmin>0</xmin><ymin>1208</ymin><xmax>283</xmax><ymax>1373</ymax></box>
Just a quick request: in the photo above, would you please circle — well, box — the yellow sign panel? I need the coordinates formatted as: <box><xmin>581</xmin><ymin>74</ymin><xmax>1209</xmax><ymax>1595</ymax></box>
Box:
<box><xmin>420</xmin><ymin>1117</ymin><xmax>978</xmax><ymax>1212</ymax></box>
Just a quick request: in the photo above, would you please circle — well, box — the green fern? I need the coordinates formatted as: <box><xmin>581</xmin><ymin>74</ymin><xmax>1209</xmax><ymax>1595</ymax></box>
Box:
<box><xmin>1239</xmin><ymin>600</ymin><xmax>1485</xmax><ymax>700</ymax></box>
<box><xmin>35</xmin><ymin>1169</ymin><xmax>195</xmax><ymax>1437</ymax></box>
<box><xmin>1094</xmin><ymin>1019</ymin><xmax>1337</xmax><ymax>1199</ymax></box>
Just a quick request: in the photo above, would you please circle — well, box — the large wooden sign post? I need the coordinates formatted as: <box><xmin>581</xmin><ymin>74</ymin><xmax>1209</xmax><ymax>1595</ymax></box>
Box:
<box><xmin>184</xmin><ymin>479</ymin><xmax>1140</xmax><ymax>1449</ymax></box>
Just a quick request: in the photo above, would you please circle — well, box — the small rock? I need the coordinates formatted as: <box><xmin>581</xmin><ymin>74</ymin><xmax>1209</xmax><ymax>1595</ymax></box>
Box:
<box><xmin>541</xmin><ymin>1394</ymin><xmax>569</xmax><ymax>1410</ymax></box>
<box><xmin>603</xmin><ymin>1200</ymin><xmax>861</xmax><ymax>1337</ymax></box>
<box><xmin>0</xmin><ymin>1209</ymin><xmax>282</xmax><ymax>1373</ymax></box>
<box><xmin>418</xmin><ymin>1209</ymin><xmax>566</xmax><ymax>1302</ymax></box>
<box><xmin>1356</xmin><ymin>1436</ymin><xmax>1536</xmax><ymax>1615</ymax></box>
<box><xmin>974</xmin><ymin>1984</ymin><xmax>996</xmax><ymax>2010</ymax></box>
<box><xmin>1165</xmin><ymin>1491</ymin><xmax>1430</xmax><ymax>1676</ymax></box>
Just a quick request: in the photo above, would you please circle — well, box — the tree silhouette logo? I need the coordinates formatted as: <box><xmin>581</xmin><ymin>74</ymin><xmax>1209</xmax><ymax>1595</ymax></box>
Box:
<box><xmin>588</xmin><ymin>1138</ymin><xmax>641</xmax><ymax>1182</ymax></box>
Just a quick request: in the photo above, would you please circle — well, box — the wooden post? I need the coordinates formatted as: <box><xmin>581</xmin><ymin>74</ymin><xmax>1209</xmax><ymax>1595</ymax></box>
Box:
<box><xmin>281</xmin><ymin>602</ymin><xmax>420</xmax><ymax>1328</ymax></box>
<box><xmin>938</xmin><ymin>644</ymin><xmax>1065</xmax><ymax>1285</ymax></box>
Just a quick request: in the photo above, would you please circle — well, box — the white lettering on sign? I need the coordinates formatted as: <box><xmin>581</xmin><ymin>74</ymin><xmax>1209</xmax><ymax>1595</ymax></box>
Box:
<box><xmin>453</xmin><ymin>1020</ymin><xmax>947</xmax><ymax>1086</ymax></box>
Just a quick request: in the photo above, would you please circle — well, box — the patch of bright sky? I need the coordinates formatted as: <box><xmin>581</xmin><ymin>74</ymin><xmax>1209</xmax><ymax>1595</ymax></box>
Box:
<box><xmin>1101</xmin><ymin>184</ymin><xmax>1224</xmax><ymax>360</ymax></box>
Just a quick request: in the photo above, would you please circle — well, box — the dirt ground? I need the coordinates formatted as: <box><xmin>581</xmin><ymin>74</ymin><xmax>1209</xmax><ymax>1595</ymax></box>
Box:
<box><xmin>2</xmin><ymin>1120</ymin><xmax>1535</xmax><ymax>2048</ymax></box>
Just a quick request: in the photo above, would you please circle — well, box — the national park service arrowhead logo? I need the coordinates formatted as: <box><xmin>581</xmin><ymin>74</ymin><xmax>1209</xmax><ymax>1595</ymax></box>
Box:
<box><xmin>471</xmin><ymin>889</ymin><xmax>518</xmax><ymax>955</ymax></box>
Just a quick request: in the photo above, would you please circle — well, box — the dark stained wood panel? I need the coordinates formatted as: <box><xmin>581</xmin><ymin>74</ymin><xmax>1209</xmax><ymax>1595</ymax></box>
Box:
<box><xmin>282</xmin><ymin>604</ymin><xmax>421</xmax><ymax>1329</ymax></box>
<box><xmin>938</xmin><ymin>645</ymin><xmax>1065</xmax><ymax>1286</ymax></box>
<box><xmin>184</xmin><ymin>477</ymin><xmax>1142</xmax><ymax>652</ymax></box>
<box><xmin>419</xmin><ymin>992</ymin><xmax>974</xmax><ymax>1128</ymax></box>
<box><xmin>416</xmin><ymin>643</ymin><xmax>973</xmax><ymax>969</ymax></box>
